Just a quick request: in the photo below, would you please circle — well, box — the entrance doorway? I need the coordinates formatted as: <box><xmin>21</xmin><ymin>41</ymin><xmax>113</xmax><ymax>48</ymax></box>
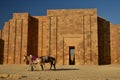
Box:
<box><xmin>69</xmin><ymin>46</ymin><xmax>75</xmax><ymax>65</ymax></box>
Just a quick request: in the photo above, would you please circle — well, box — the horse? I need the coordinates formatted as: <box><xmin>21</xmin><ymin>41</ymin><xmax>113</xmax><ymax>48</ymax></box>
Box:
<box><xmin>23</xmin><ymin>55</ymin><xmax>41</xmax><ymax>71</ymax></box>
<box><xmin>23</xmin><ymin>55</ymin><xmax>56</xmax><ymax>71</ymax></box>
<box><xmin>39</xmin><ymin>56</ymin><xmax>56</xmax><ymax>70</ymax></box>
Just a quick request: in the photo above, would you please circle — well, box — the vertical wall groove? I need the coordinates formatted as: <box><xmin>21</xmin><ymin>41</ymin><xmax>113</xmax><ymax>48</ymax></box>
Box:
<box><xmin>55</xmin><ymin>16</ymin><xmax>58</xmax><ymax>60</ymax></box>
<box><xmin>48</xmin><ymin>17</ymin><xmax>51</xmax><ymax>55</ymax></box>
<box><xmin>7</xmin><ymin>22</ymin><xmax>10</xmax><ymax>64</ymax></box>
<box><xmin>63</xmin><ymin>37</ymin><xmax>64</xmax><ymax>65</ymax></box>
<box><xmin>83</xmin><ymin>16</ymin><xmax>85</xmax><ymax>64</ymax></box>
<box><xmin>41</xmin><ymin>21</ymin><xmax>43</xmax><ymax>56</ymax></box>
<box><xmin>14</xmin><ymin>19</ymin><xmax>17</xmax><ymax>64</ymax></box>
<box><xmin>20</xmin><ymin>19</ymin><xmax>23</xmax><ymax>63</ymax></box>
<box><xmin>90</xmin><ymin>16</ymin><xmax>92</xmax><ymax>64</ymax></box>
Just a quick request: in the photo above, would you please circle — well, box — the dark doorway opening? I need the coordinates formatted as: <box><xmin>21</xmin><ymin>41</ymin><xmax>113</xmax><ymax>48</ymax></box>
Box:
<box><xmin>69</xmin><ymin>46</ymin><xmax>75</xmax><ymax>65</ymax></box>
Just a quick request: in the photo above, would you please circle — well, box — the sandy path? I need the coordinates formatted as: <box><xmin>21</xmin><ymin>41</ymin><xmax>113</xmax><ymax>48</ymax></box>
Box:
<box><xmin>0</xmin><ymin>64</ymin><xmax>120</xmax><ymax>80</ymax></box>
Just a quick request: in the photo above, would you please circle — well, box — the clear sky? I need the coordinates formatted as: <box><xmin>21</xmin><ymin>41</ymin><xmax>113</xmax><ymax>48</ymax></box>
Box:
<box><xmin>0</xmin><ymin>0</ymin><xmax>120</xmax><ymax>29</ymax></box>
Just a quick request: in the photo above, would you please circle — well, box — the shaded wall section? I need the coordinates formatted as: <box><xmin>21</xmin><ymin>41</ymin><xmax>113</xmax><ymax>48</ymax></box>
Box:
<box><xmin>27</xmin><ymin>16</ymin><xmax>38</xmax><ymax>56</ymax></box>
<box><xmin>98</xmin><ymin>17</ymin><xmax>111</xmax><ymax>65</ymax></box>
<box><xmin>0</xmin><ymin>30</ymin><xmax>4</xmax><ymax>64</ymax></box>
<box><xmin>34</xmin><ymin>16</ymin><xmax>50</xmax><ymax>57</ymax></box>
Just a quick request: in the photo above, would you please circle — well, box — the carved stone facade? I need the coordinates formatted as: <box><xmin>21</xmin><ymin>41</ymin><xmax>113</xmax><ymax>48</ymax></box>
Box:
<box><xmin>0</xmin><ymin>8</ymin><xmax>120</xmax><ymax>65</ymax></box>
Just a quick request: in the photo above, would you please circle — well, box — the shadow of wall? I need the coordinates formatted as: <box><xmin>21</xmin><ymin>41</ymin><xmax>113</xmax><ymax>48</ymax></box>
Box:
<box><xmin>98</xmin><ymin>17</ymin><xmax>111</xmax><ymax>65</ymax></box>
<box><xmin>0</xmin><ymin>39</ymin><xmax>4</xmax><ymax>64</ymax></box>
<box><xmin>27</xmin><ymin>16</ymin><xmax>38</xmax><ymax>56</ymax></box>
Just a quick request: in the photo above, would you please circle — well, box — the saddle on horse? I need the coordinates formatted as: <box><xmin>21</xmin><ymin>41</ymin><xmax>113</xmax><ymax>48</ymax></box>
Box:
<box><xmin>43</xmin><ymin>56</ymin><xmax>49</xmax><ymax>62</ymax></box>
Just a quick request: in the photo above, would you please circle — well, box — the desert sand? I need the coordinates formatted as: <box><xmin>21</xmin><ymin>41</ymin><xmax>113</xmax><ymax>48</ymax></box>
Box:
<box><xmin>0</xmin><ymin>64</ymin><xmax>120</xmax><ymax>80</ymax></box>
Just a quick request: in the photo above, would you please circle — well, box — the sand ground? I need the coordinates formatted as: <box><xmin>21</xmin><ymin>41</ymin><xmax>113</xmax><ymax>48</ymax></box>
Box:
<box><xmin>0</xmin><ymin>64</ymin><xmax>120</xmax><ymax>80</ymax></box>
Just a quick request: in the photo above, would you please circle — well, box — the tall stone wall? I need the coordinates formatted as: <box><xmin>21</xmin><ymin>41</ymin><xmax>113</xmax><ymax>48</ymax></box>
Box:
<box><xmin>34</xmin><ymin>16</ymin><xmax>58</xmax><ymax>62</ymax></box>
<box><xmin>47</xmin><ymin>9</ymin><xmax>98</xmax><ymax>65</ymax></box>
<box><xmin>117</xmin><ymin>27</ymin><xmax>120</xmax><ymax>63</ymax></box>
<box><xmin>110</xmin><ymin>24</ymin><xmax>120</xmax><ymax>64</ymax></box>
<box><xmin>2</xmin><ymin>13</ymin><xmax>29</xmax><ymax>64</ymax></box>
<box><xmin>1</xmin><ymin>13</ymin><xmax>39</xmax><ymax>64</ymax></box>
<box><xmin>34</xmin><ymin>16</ymin><xmax>50</xmax><ymax>57</ymax></box>
<box><xmin>1</xmin><ymin>8</ymin><xmax>120</xmax><ymax>65</ymax></box>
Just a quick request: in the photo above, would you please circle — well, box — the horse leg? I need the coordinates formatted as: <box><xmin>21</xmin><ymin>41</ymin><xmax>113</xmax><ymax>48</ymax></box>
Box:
<box><xmin>53</xmin><ymin>64</ymin><xmax>56</xmax><ymax>70</ymax></box>
<box><xmin>31</xmin><ymin>65</ymin><xmax>34</xmax><ymax>71</ymax></box>
<box><xmin>53</xmin><ymin>60</ymin><xmax>56</xmax><ymax>70</ymax></box>
<box><xmin>40</xmin><ymin>64</ymin><xmax>44</xmax><ymax>70</ymax></box>
<box><xmin>33</xmin><ymin>64</ymin><xmax>36</xmax><ymax>70</ymax></box>
<box><xmin>43</xmin><ymin>63</ymin><xmax>45</xmax><ymax>69</ymax></box>
<box><xmin>50</xmin><ymin>62</ymin><xmax>52</xmax><ymax>70</ymax></box>
<box><xmin>28</xmin><ymin>63</ymin><xmax>34</xmax><ymax>71</ymax></box>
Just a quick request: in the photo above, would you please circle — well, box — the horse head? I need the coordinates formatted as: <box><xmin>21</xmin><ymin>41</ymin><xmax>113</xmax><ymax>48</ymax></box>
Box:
<box><xmin>23</xmin><ymin>55</ymin><xmax>29</xmax><ymax>64</ymax></box>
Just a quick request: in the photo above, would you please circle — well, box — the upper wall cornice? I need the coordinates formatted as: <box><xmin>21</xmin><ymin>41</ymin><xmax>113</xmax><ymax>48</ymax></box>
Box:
<box><xmin>13</xmin><ymin>13</ymin><xmax>30</xmax><ymax>19</ymax></box>
<box><xmin>47</xmin><ymin>8</ymin><xmax>97</xmax><ymax>16</ymax></box>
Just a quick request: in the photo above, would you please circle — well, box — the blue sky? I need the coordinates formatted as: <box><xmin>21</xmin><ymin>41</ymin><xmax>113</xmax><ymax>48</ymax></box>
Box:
<box><xmin>0</xmin><ymin>0</ymin><xmax>120</xmax><ymax>29</ymax></box>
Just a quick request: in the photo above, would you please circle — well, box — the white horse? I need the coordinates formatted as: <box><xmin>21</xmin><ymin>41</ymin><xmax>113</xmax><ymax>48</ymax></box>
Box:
<box><xmin>23</xmin><ymin>55</ymin><xmax>41</xmax><ymax>71</ymax></box>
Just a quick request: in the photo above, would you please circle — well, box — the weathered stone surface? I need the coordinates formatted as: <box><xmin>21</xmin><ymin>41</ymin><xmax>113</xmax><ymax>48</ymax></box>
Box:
<box><xmin>2</xmin><ymin>22</ymin><xmax>10</xmax><ymax>64</ymax></box>
<box><xmin>110</xmin><ymin>24</ymin><xmax>120</xmax><ymax>64</ymax></box>
<box><xmin>15</xmin><ymin>19</ymin><xmax>22</xmax><ymax>64</ymax></box>
<box><xmin>0</xmin><ymin>8</ymin><xmax>120</xmax><ymax>65</ymax></box>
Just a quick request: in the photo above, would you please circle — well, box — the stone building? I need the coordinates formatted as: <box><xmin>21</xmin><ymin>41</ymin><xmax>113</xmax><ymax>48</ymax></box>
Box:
<box><xmin>0</xmin><ymin>8</ymin><xmax>120</xmax><ymax>65</ymax></box>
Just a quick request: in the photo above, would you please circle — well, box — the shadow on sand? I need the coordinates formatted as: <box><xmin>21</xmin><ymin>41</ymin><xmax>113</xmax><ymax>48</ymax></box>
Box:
<box><xmin>52</xmin><ymin>68</ymin><xmax>79</xmax><ymax>71</ymax></box>
<box><xmin>27</xmin><ymin>68</ymin><xmax>79</xmax><ymax>71</ymax></box>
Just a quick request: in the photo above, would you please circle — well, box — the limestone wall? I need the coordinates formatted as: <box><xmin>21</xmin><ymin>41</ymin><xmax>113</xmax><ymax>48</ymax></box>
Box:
<box><xmin>110</xmin><ymin>24</ymin><xmax>120</xmax><ymax>64</ymax></box>
<box><xmin>47</xmin><ymin>9</ymin><xmax>98</xmax><ymax>65</ymax></box>
<box><xmin>47</xmin><ymin>9</ymin><xmax>97</xmax><ymax>16</ymax></box>
<box><xmin>34</xmin><ymin>16</ymin><xmax>50</xmax><ymax>57</ymax></box>
<box><xmin>1</xmin><ymin>8</ymin><xmax>120</xmax><ymax>65</ymax></box>
<box><xmin>2</xmin><ymin>13</ymin><xmax>29</xmax><ymax>64</ymax></box>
